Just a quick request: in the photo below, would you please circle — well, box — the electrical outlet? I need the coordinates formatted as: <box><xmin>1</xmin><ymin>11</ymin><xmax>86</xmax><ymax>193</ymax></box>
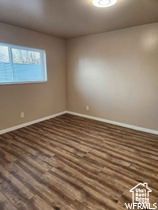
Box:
<box><xmin>21</xmin><ymin>112</ymin><xmax>24</xmax><ymax>118</ymax></box>
<box><xmin>86</xmin><ymin>106</ymin><xmax>89</xmax><ymax>111</ymax></box>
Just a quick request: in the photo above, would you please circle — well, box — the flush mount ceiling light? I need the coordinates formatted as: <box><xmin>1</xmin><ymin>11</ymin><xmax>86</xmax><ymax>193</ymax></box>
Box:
<box><xmin>92</xmin><ymin>0</ymin><xmax>117</xmax><ymax>7</ymax></box>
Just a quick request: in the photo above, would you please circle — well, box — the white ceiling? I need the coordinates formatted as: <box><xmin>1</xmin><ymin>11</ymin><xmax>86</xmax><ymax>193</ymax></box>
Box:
<box><xmin>0</xmin><ymin>0</ymin><xmax>158</xmax><ymax>39</ymax></box>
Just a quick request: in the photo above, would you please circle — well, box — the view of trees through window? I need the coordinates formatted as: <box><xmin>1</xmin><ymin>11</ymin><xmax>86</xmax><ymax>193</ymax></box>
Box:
<box><xmin>12</xmin><ymin>48</ymin><xmax>40</xmax><ymax>64</ymax></box>
<box><xmin>0</xmin><ymin>45</ymin><xmax>9</xmax><ymax>63</ymax></box>
<box><xmin>0</xmin><ymin>45</ymin><xmax>41</xmax><ymax>64</ymax></box>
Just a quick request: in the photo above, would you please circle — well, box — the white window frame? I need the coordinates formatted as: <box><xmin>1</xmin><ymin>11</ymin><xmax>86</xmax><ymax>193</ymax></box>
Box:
<box><xmin>0</xmin><ymin>43</ymin><xmax>47</xmax><ymax>85</ymax></box>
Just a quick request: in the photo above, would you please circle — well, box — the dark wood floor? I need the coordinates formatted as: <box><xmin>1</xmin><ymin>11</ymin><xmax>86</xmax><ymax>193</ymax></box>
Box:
<box><xmin>0</xmin><ymin>114</ymin><xmax>158</xmax><ymax>210</ymax></box>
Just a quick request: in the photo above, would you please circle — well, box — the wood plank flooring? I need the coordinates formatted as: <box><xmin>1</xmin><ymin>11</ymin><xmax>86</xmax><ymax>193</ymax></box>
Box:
<box><xmin>0</xmin><ymin>114</ymin><xmax>158</xmax><ymax>210</ymax></box>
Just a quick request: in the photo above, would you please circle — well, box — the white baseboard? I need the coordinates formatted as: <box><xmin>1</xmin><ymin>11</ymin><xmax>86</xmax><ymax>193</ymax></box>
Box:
<box><xmin>1</xmin><ymin>110</ymin><xmax>157</xmax><ymax>135</ymax></box>
<box><xmin>0</xmin><ymin>111</ymin><xmax>67</xmax><ymax>135</ymax></box>
<box><xmin>67</xmin><ymin>111</ymin><xmax>158</xmax><ymax>135</ymax></box>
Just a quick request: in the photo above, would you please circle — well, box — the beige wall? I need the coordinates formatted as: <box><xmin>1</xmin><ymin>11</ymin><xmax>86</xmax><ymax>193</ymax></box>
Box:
<box><xmin>0</xmin><ymin>22</ymin><xmax>66</xmax><ymax>130</ymax></box>
<box><xmin>0</xmin><ymin>22</ymin><xmax>157</xmax><ymax>131</ymax></box>
<box><xmin>66</xmin><ymin>23</ymin><xmax>158</xmax><ymax>130</ymax></box>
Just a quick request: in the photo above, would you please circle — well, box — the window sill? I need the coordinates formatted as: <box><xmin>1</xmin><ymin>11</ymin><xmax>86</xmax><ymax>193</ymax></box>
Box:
<box><xmin>0</xmin><ymin>81</ymin><xmax>47</xmax><ymax>85</ymax></box>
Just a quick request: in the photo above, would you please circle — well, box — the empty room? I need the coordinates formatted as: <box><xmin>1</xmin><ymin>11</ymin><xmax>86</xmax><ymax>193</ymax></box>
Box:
<box><xmin>0</xmin><ymin>0</ymin><xmax>158</xmax><ymax>209</ymax></box>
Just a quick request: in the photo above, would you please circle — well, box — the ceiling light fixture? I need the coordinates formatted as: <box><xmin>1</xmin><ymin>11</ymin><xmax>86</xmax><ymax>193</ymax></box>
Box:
<box><xmin>92</xmin><ymin>0</ymin><xmax>117</xmax><ymax>7</ymax></box>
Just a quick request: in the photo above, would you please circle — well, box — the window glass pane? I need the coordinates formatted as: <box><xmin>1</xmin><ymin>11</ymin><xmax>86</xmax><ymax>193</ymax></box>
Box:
<box><xmin>0</xmin><ymin>45</ymin><xmax>12</xmax><ymax>82</ymax></box>
<box><xmin>11</xmin><ymin>48</ymin><xmax>43</xmax><ymax>82</ymax></box>
<box><xmin>0</xmin><ymin>43</ymin><xmax>47</xmax><ymax>84</ymax></box>
<box><xmin>12</xmin><ymin>48</ymin><xmax>40</xmax><ymax>64</ymax></box>
<box><xmin>0</xmin><ymin>45</ymin><xmax>9</xmax><ymax>63</ymax></box>
<box><xmin>12</xmin><ymin>64</ymin><xmax>42</xmax><ymax>82</ymax></box>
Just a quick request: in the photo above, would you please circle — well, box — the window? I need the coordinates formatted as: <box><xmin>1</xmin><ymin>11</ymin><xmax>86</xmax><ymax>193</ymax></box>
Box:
<box><xmin>0</xmin><ymin>43</ymin><xmax>47</xmax><ymax>84</ymax></box>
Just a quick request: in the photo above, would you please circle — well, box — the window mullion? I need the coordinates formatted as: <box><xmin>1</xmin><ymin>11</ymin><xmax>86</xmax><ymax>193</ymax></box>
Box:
<box><xmin>8</xmin><ymin>46</ymin><xmax>14</xmax><ymax>82</ymax></box>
